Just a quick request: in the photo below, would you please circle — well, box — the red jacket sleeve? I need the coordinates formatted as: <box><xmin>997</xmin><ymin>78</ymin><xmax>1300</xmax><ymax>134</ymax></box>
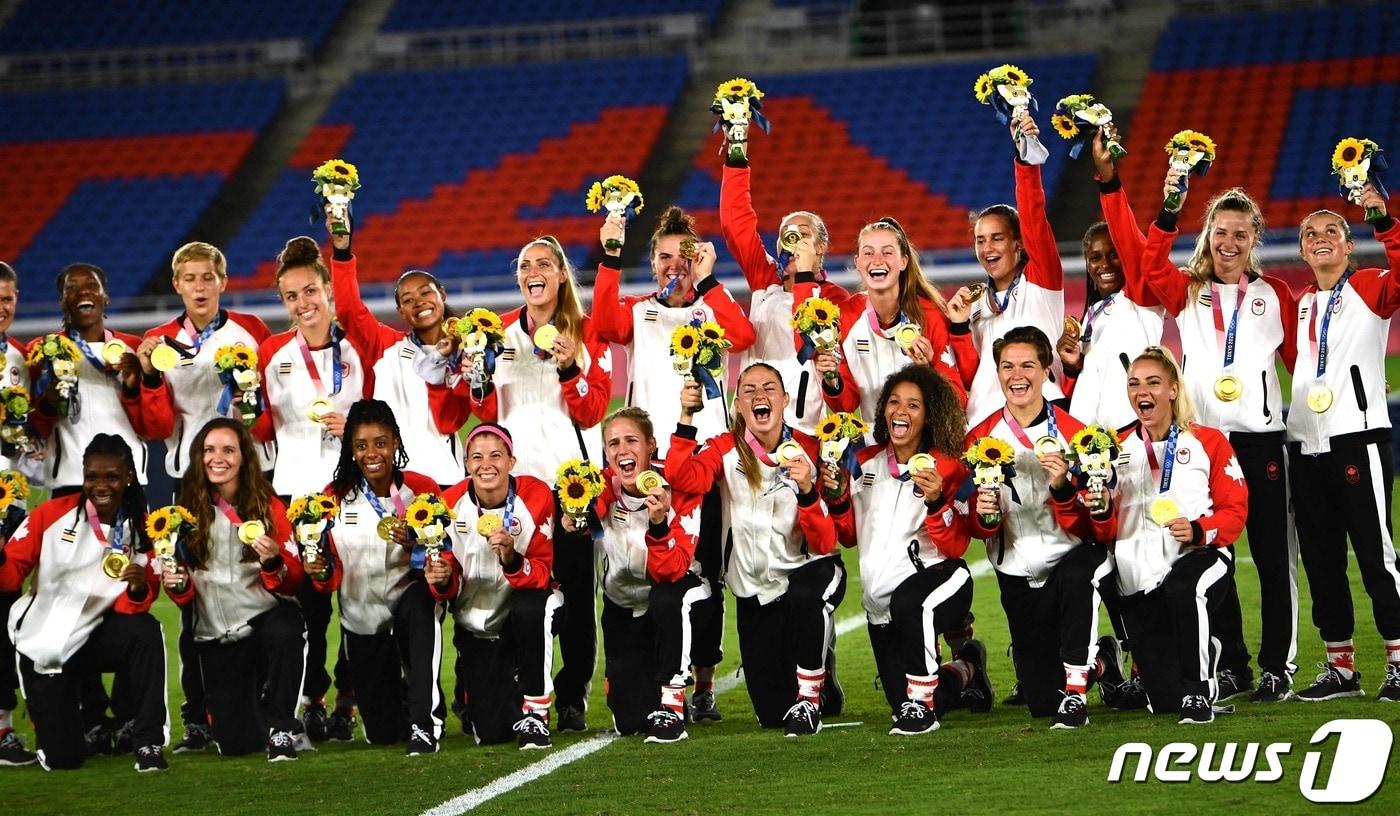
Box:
<box><xmin>1194</xmin><ymin>426</ymin><xmax>1249</xmax><ymax>548</ymax></box>
<box><xmin>1350</xmin><ymin>218</ymin><xmax>1400</xmax><ymax>319</ymax></box>
<box><xmin>113</xmin><ymin>559</ymin><xmax>160</xmax><ymax>614</ymax></box>
<box><xmin>719</xmin><ymin>163</ymin><xmax>782</xmax><ymax>293</ymax></box>
<box><xmin>663</xmin><ymin>427</ymin><xmax>730</xmax><ymax>496</ymax></box>
<box><xmin>0</xmin><ymin>506</ymin><xmax>45</xmax><ymax>591</ymax></box>
<box><xmin>429</xmin><ymin>548</ymin><xmax>463</xmax><ymax>600</ymax></box>
<box><xmin>918</xmin><ymin>297</ymin><xmax>970</xmax><ymax>405</ymax></box>
<box><xmin>645</xmin><ymin>487</ymin><xmax>702</xmax><ymax>583</ymax></box>
<box><xmin>922</xmin><ymin>456</ymin><xmax>972</xmax><ymax>559</ymax></box>
<box><xmin>502</xmin><ymin>479</ymin><xmax>553</xmax><ymax>590</ymax></box>
<box><xmin>1140</xmin><ymin>224</ymin><xmax>1190</xmax><ymax>315</ymax></box>
<box><xmin>1098</xmin><ymin>180</ymin><xmax>1163</xmax><ymax>308</ymax></box>
<box><xmin>136</xmin><ymin>324</ymin><xmax>180</xmax><ymax>440</ymax></box>
<box><xmin>331</xmin><ymin>253</ymin><xmax>402</xmax><ymax>368</ymax></box>
<box><xmin>816</xmin><ymin>295</ymin><xmax>863</xmax><ymax>413</ymax></box>
<box><xmin>1015</xmin><ymin>160</ymin><xmax>1063</xmax><ymax>291</ymax></box>
<box><xmin>697</xmin><ymin>276</ymin><xmax>757</xmax><ymax>353</ymax></box>
<box><xmin>793</xmin><ymin>432</ymin><xmax>837</xmax><ymax>556</ymax></box>
<box><xmin>558</xmin><ymin>319</ymin><xmax>612</xmax><ymax>428</ymax></box>
<box><xmin>590</xmin><ymin>258</ymin><xmax>637</xmax><ymax>346</ymax></box>
<box><xmin>829</xmin><ymin>496</ymin><xmax>857</xmax><ymax>550</ymax></box>
<box><xmin>426</xmin><ymin>377</ymin><xmax>484</xmax><ymax>435</ymax></box>
<box><xmin>1262</xmin><ymin>275</ymin><xmax>1298</xmax><ymax>372</ymax></box>
<box><xmin>262</xmin><ymin>497</ymin><xmax>303</xmax><ymax>596</ymax></box>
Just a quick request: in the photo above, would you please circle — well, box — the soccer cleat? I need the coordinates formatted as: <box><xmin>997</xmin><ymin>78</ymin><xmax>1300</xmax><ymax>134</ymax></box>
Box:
<box><xmin>1178</xmin><ymin>694</ymin><xmax>1214</xmax><ymax>724</ymax></box>
<box><xmin>173</xmin><ymin>722</ymin><xmax>212</xmax><ymax>754</ymax></box>
<box><xmin>84</xmin><ymin>724</ymin><xmax>113</xmax><ymax>756</ymax></box>
<box><xmin>1296</xmin><ymin>664</ymin><xmax>1364</xmax><ymax>702</ymax></box>
<box><xmin>267</xmin><ymin>730</ymin><xmax>298</xmax><ymax>762</ymax></box>
<box><xmin>889</xmin><ymin>701</ymin><xmax>940</xmax><ymax>735</ymax></box>
<box><xmin>302</xmin><ymin>703</ymin><xmax>328</xmax><ymax>742</ymax></box>
<box><xmin>556</xmin><ymin>705</ymin><xmax>587</xmax><ymax>733</ymax></box>
<box><xmin>1377</xmin><ymin>663</ymin><xmax>1400</xmax><ymax>702</ymax></box>
<box><xmin>820</xmin><ymin>647</ymin><xmax>844</xmax><ymax>717</ymax></box>
<box><xmin>1249</xmin><ymin>671</ymin><xmax>1292</xmax><ymax>703</ymax></box>
<box><xmin>1095</xmin><ymin>637</ymin><xmax>1128</xmax><ymax>700</ymax></box>
<box><xmin>114</xmin><ymin>719</ymin><xmax>135</xmax><ymax>754</ymax></box>
<box><xmin>690</xmin><ymin>689</ymin><xmax>722</xmax><ymax>722</ymax></box>
<box><xmin>1003</xmin><ymin>682</ymin><xmax>1025</xmax><ymax>707</ymax></box>
<box><xmin>513</xmin><ymin>714</ymin><xmax>551</xmax><ymax>751</ymax></box>
<box><xmin>643</xmin><ymin>710</ymin><xmax>688</xmax><ymax>744</ymax></box>
<box><xmin>1215</xmin><ymin>668</ymin><xmax>1252</xmax><ymax>702</ymax></box>
<box><xmin>782</xmin><ymin>699</ymin><xmax>821</xmax><ymax>738</ymax></box>
<box><xmin>406</xmin><ymin>724</ymin><xmax>440</xmax><ymax>756</ymax></box>
<box><xmin>0</xmin><ymin>731</ymin><xmax>38</xmax><ymax>766</ymax></box>
<box><xmin>1050</xmin><ymin>691</ymin><xmax>1088</xmax><ymax>729</ymax></box>
<box><xmin>134</xmin><ymin>745</ymin><xmax>167</xmax><ymax>773</ymax></box>
<box><xmin>326</xmin><ymin>709</ymin><xmax>356</xmax><ymax>742</ymax></box>
<box><xmin>956</xmin><ymin>639</ymin><xmax>994</xmax><ymax>714</ymax></box>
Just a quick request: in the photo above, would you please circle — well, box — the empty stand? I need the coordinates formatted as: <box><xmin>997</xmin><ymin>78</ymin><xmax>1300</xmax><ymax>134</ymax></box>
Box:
<box><xmin>0</xmin><ymin>0</ymin><xmax>347</xmax><ymax>52</ymax></box>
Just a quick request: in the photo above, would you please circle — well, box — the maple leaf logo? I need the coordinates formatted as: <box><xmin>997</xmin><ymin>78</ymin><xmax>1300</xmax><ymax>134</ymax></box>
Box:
<box><xmin>1224</xmin><ymin>456</ymin><xmax>1246</xmax><ymax>485</ymax></box>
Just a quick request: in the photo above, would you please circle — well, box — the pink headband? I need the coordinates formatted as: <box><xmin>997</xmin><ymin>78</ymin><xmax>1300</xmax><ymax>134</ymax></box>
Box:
<box><xmin>466</xmin><ymin>424</ymin><xmax>513</xmax><ymax>454</ymax></box>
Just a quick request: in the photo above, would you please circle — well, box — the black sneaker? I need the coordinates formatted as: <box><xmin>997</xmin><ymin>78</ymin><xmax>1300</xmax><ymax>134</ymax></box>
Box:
<box><xmin>267</xmin><ymin>730</ymin><xmax>298</xmax><ymax>762</ymax></box>
<box><xmin>513</xmin><ymin>714</ymin><xmax>551</xmax><ymax>751</ymax></box>
<box><xmin>1178</xmin><ymin>694</ymin><xmax>1214</xmax><ymax>724</ymax></box>
<box><xmin>889</xmin><ymin>701</ymin><xmax>939</xmax><ymax>735</ymax></box>
<box><xmin>134</xmin><ymin>744</ymin><xmax>167</xmax><ymax>773</ymax></box>
<box><xmin>1050</xmin><ymin>691</ymin><xmax>1088</xmax><ymax>729</ymax></box>
<box><xmin>173</xmin><ymin>722</ymin><xmax>212</xmax><ymax>754</ymax></box>
<box><xmin>643</xmin><ymin>710</ymin><xmax>687</xmax><ymax>744</ymax></box>
<box><xmin>406</xmin><ymin>724</ymin><xmax>440</xmax><ymax>756</ymax></box>
<box><xmin>84</xmin><ymin>724</ymin><xmax>113</xmax><ymax>756</ymax></box>
<box><xmin>1215</xmin><ymin>668</ymin><xmax>1252</xmax><ymax>702</ymax></box>
<box><xmin>302</xmin><ymin>703</ymin><xmax>328</xmax><ymax>742</ymax></box>
<box><xmin>1377</xmin><ymin>663</ymin><xmax>1400</xmax><ymax>702</ymax></box>
<box><xmin>1249</xmin><ymin>671</ymin><xmax>1292</xmax><ymax>703</ymax></box>
<box><xmin>782</xmin><ymin>699</ymin><xmax>821</xmax><ymax>738</ymax></box>
<box><xmin>820</xmin><ymin>648</ymin><xmax>844</xmax><ymax>716</ymax></box>
<box><xmin>0</xmin><ymin>731</ymin><xmax>38</xmax><ymax>766</ymax></box>
<box><xmin>1296</xmin><ymin>664</ymin><xmax>1365</xmax><ymax>702</ymax></box>
<box><xmin>556</xmin><ymin>705</ymin><xmax>587</xmax><ymax>733</ymax></box>
<box><xmin>690</xmin><ymin>689</ymin><xmax>721</xmax><ymax>723</ymax></box>
<box><xmin>1111</xmin><ymin>673</ymin><xmax>1149</xmax><ymax>711</ymax></box>
<box><xmin>325</xmin><ymin>709</ymin><xmax>356</xmax><ymax>742</ymax></box>
<box><xmin>1096</xmin><ymin>637</ymin><xmax>1127</xmax><ymax>698</ymax></box>
<box><xmin>1003</xmin><ymin>682</ymin><xmax>1025</xmax><ymax>707</ymax></box>
<box><xmin>114</xmin><ymin>719</ymin><xmax>135</xmax><ymax>755</ymax></box>
<box><xmin>956</xmin><ymin>639</ymin><xmax>994</xmax><ymax>714</ymax></box>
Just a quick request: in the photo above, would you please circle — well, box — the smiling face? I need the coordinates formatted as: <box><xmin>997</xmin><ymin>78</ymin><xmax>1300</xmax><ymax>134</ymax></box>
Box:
<box><xmin>83</xmin><ymin>452</ymin><xmax>132</xmax><ymax>518</ymax></box>
<box><xmin>604</xmin><ymin>417</ymin><xmax>655</xmax><ymax>490</ymax></box>
<box><xmin>883</xmin><ymin>381</ymin><xmax>926</xmax><ymax>452</ymax></box>
<box><xmin>1128</xmin><ymin>357</ymin><xmax>1178</xmax><ymax>431</ymax></box>
<box><xmin>278</xmin><ymin>266</ymin><xmax>331</xmax><ymax>333</ymax></box>
<box><xmin>173</xmin><ymin>259</ymin><xmax>226</xmax><ymax>327</ymax></box>
<box><xmin>736</xmin><ymin>366</ymin><xmax>788</xmax><ymax>437</ymax></box>
<box><xmin>61</xmin><ymin>268</ymin><xmax>109</xmax><ymax>332</ymax></box>
<box><xmin>997</xmin><ymin>342</ymin><xmax>1046</xmax><ymax>410</ymax></box>
<box><xmin>1084</xmin><ymin>234</ymin><xmax>1123</xmax><ymax>297</ymax></box>
<box><xmin>855</xmin><ymin>227</ymin><xmax>905</xmax><ymax>296</ymax></box>
<box><xmin>395</xmin><ymin>273</ymin><xmax>446</xmax><ymax>332</ymax></box>
<box><xmin>0</xmin><ymin>279</ymin><xmax>15</xmax><ymax>335</ymax></box>
<box><xmin>201</xmin><ymin>427</ymin><xmax>243</xmax><ymax>495</ymax></box>
<box><xmin>975</xmin><ymin>213</ymin><xmax>1022</xmax><ymax>284</ymax></box>
<box><xmin>517</xmin><ymin>244</ymin><xmax>564</xmax><ymax>312</ymax></box>
<box><xmin>1299</xmin><ymin>212</ymin><xmax>1353</xmax><ymax>275</ymax></box>
<box><xmin>467</xmin><ymin>434</ymin><xmax>515</xmax><ymax>495</ymax></box>
<box><xmin>1208</xmin><ymin>210</ymin><xmax>1257</xmax><ymax>278</ymax></box>
<box><xmin>651</xmin><ymin>234</ymin><xmax>695</xmax><ymax>302</ymax></box>
<box><xmin>352</xmin><ymin>421</ymin><xmax>400</xmax><ymax>488</ymax></box>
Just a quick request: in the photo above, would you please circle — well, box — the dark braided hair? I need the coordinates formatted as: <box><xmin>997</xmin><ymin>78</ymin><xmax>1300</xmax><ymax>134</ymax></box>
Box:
<box><xmin>331</xmin><ymin>399</ymin><xmax>410</xmax><ymax>499</ymax></box>
<box><xmin>83</xmin><ymin>433</ymin><xmax>150</xmax><ymax>553</ymax></box>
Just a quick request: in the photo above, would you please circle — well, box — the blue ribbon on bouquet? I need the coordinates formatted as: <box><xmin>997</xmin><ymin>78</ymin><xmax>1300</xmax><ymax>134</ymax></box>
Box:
<box><xmin>989</xmin><ymin>88</ymin><xmax>1037</xmax><ymax>127</ymax></box>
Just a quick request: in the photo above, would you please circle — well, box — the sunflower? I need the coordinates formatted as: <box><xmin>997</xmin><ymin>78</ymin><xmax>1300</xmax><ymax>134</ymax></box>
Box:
<box><xmin>314</xmin><ymin>494</ymin><xmax>338</xmax><ymax>517</ymax></box>
<box><xmin>232</xmin><ymin>345</ymin><xmax>257</xmax><ymax>368</ymax></box>
<box><xmin>1050</xmin><ymin>113</ymin><xmax>1080</xmax><ymax>140</ymax></box>
<box><xmin>1</xmin><ymin>469</ymin><xmax>29</xmax><ymax>499</ymax></box>
<box><xmin>816</xmin><ymin>415</ymin><xmax>842</xmax><ymax>442</ymax></box>
<box><xmin>585</xmin><ymin>181</ymin><xmax>605</xmax><ymax>213</ymax></box>
<box><xmin>1165</xmin><ymin>129</ymin><xmax>1216</xmax><ymax>161</ymax></box>
<box><xmin>969</xmin><ymin>437</ymin><xmax>1015</xmax><ymax>466</ymax></box>
<box><xmin>717</xmin><ymin>77</ymin><xmax>761</xmax><ymax>101</ymax></box>
<box><xmin>286</xmin><ymin>496</ymin><xmax>308</xmax><ymax>523</ymax></box>
<box><xmin>0</xmin><ymin>480</ymin><xmax>13</xmax><ymax>511</ymax></box>
<box><xmin>1070</xmin><ymin>426</ymin><xmax>1114</xmax><ymax>457</ymax></box>
<box><xmin>313</xmin><ymin>158</ymin><xmax>360</xmax><ymax>189</ymax></box>
<box><xmin>145</xmin><ymin>507</ymin><xmax>174</xmax><ymax>540</ymax></box>
<box><xmin>464</xmin><ymin>308</ymin><xmax>504</xmax><ymax>341</ymax></box>
<box><xmin>973</xmin><ymin>73</ymin><xmax>994</xmax><ymax>104</ymax></box>
<box><xmin>176</xmin><ymin>505</ymin><xmax>197</xmax><ymax>527</ymax></box>
<box><xmin>847</xmin><ymin>415</ymin><xmax>870</xmax><ymax>437</ymax></box>
<box><xmin>1058</xmin><ymin>93</ymin><xmax>1095</xmax><ymax>110</ymax></box>
<box><xmin>599</xmin><ymin>175</ymin><xmax>644</xmax><ymax>213</ymax></box>
<box><xmin>1332</xmin><ymin>137</ymin><xmax>1370</xmax><ymax>171</ymax></box>
<box><xmin>406</xmin><ymin>497</ymin><xmax>436</xmax><ymax>528</ymax></box>
<box><xmin>558</xmin><ymin>474</ymin><xmax>594</xmax><ymax>514</ymax></box>
<box><xmin>670</xmin><ymin>325</ymin><xmax>701</xmax><ymax>357</ymax></box>
<box><xmin>989</xmin><ymin>64</ymin><xmax>1031</xmax><ymax>87</ymax></box>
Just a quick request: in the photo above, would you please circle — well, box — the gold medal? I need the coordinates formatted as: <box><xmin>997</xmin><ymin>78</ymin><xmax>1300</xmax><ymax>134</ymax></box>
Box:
<box><xmin>893</xmin><ymin>323</ymin><xmax>921</xmax><ymax>350</ymax></box>
<box><xmin>1063</xmin><ymin>314</ymin><xmax>1082</xmax><ymax>340</ymax></box>
<box><xmin>476</xmin><ymin>514</ymin><xmax>503</xmax><ymax>537</ymax></box>
<box><xmin>101</xmin><ymin>551</ymin><xmax>129</xmax><ymax>579</ymax></box>
<box><xmin>1306</xmin><ymin>384</ymin><xmax>1334</xmax><ymax>413</ymax></box>
<box><xmin>775</xmin><ymin>440</ymin><xmax>805</xmax><ymax>463</ymax></box>
<box><xmin>306</xmin><ymin>396</ymin><xmax>333</xmax><ymax>422</ymax></box>
<box><xmin>964</xmin><ymin>282</ymin><xmax>986</xmax><ymax>302</ymax></box>
<box><xmin>678</xmin><ymin>238</ymin><xmax>698</xmax><ymax>259</ymax></box>
<box><xmin>101</xmin><ymin>340</ymin><xmax>127</xmax><ymax>366</ymax></box>
<box><xmin>908</xmin><ymin>453</ymin><xmax>936</xmax><ymax>474</ymax></box>
<box><xmin>375</xmin><ymin>516</ymin><xmax>403</xmax><ymax>542</ymax></box>
<box><xmin>780</xmin><ymin>226</ymin><xmax>803</xmax><ymax>251</ymax></box>
<box><xmin>1150</xmin><ymin>497</ymin><xmax>1181</xmax><ymax>527</ymax></box>
<box><xmin>237</xmin><ymin>520</ymin><xmax>265</xmax><ymax>545</ymax></box>
<box><xmin>533</xmin><ymin>324</ymin><xmax>559</xmax><ymax>351</ymax></box>
<box><xmin>150</xmin><ymin>343</ymin><xmax>180</xmax><ymax>372</ymax></box>
<box><xmin>1213</xmin><ymin>374</ymin><xmax>1243</xmax><ymax>402</ymax></box>
<box><xmin>1034</xmin><ymin>435</ymin><xmax>1064</xmax><ymax>457</ymax></box>
<box><xmin>636</xmin><ymin>469</ymin><xmax>666</xmax><ymax>492</ymax></box>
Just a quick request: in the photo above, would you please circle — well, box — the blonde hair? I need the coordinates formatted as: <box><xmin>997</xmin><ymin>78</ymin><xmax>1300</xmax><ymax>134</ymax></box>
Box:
<box><xmin>1132</xmin><ymin>345</ymin><xmax>1197</xmax><ymax>428</ymax></box>
<box><xmin>730</xmin><ymin>362</ymin><xmax>784</xmax><ymax>492</ymax></box>
<box><xmin>857</xmin><ymin>217</ymin><xmax>948</xmax><ymax>321</ymax></box>
<box><xmin>1185</xmin><ymin>188</ymin><xmax>1264</xmax><ymax>301</ymax></box>
<box><xmin>516</xmin><ymin>236</ymin><xmax>585</xmax><ymax>347</ymax></box>
<box><xmin>172</xmin><ymin>241</ymin><xmax>227</xmax><ymax>280</ymax></box>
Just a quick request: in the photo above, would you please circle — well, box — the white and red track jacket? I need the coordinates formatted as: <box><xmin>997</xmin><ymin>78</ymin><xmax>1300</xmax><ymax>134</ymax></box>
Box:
<box><xmin>797</xmin><ymin>285</ymin><xmax>974</xmax><ymax>427</ymax></box>
<box><xmin>592</xmin><ymin>256</ymin><xmax>757</xmax><ymax>456</ymax></box>
<box><xmin>0</xmin><ymin>493</ymin><xmax>157</xmax><ymax>673</ymax></box>
<box><xmin>720</xmin><ymin>163</ymin><xmax>851</xmax><ymax>435</ymax></box>
<box><xmin>140</xmin><ymin>309</ymin><xmax>274</xmax><ymax>478</ymax></box>
<box><xmin>27</xmin><ymin>329</ymin><xmax>167</xmax><ymax>487</ymax></box>
<box><xmin>0</xmin><ymin>334</ymin><xmax>31</xmax><ymax>473</ymax></box>
<box><xmin>312</xmin><ymin>471</ymin><xmax>446</xmax><ymax>636</ymax></box>
<box><xmin>1138</xmin><ymin>215</ymin><xmax>1297</xmax><ymax>435</ymax></box>
<box><xmin>664</xmin><ymin>424</ymin><xmax>838</xmax><ymax>603</ymax></box>
<box><xmin>430</xmin><ymin>308</ymin><xmax>611</xmax><ymax>483</ymax></box>
<box><xmin>595</xmin><ymin>463</ymin><xmax>703</xmax><ymax>614</ymax></box>
<box><xmin>252</xmin><ymin>327</ymin><xmax>367</xmax><ymax>496</ymax></box>
<box><xmin>965</xmin><ymin>161</ymin><xmax>1068</xmax><ymax>422</ymax></box>
<box><xmin>963</xmin><ymin>402</ymin><xmax>1108</xmax><ymax>586</ymax></box>
<box><xmin>166</xmin><ymin>496</ymin><xmax>302</xmax><ymax>643</ymax></box>
<box><xmin>442</xmin><ymin>474</ymin><xmax>553</xmax><ymax>638</ymax></box>
<box><xmin>831</xmin><ymin>444</ymin><xmax>972</xmax><ymax>625</ymax></box>
<box><xmin>1108</xmin><ymin>421</ymin><xmax>1249</xmax><ymax>596</ymax></box>
<box><xmin>331</xmin><ymin>251</ymin><xmax>465</xmax><ymax>485</ymax></box>
<box><xmin>1288</xmin><ymin>218</ymin><xmax>1400</xmax><ymax>455</ymax></box>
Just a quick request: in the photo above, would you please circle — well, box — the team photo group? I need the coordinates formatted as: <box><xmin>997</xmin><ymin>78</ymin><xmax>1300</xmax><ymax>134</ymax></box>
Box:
<box><xmin>1</xmin><ymin>77</ymin><xmax>1399</xmax><ymax>775</ymax></box>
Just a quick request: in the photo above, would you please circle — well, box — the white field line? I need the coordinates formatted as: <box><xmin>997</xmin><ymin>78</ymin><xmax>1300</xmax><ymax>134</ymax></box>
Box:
<box><xmin>419</xmin><ymin>557</ymin><xmax>999</xmax><ymax>815</ymax></box>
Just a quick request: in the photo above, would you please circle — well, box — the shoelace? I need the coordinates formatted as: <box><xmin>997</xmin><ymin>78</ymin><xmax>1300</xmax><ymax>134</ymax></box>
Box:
<box><xmin>1258</xmin><ymin>672</ymin><xmax>1284</xmax><ymax>691</ymax></box>
<box><xmin>1312</xmin><ymin>662</ymin><xmax>1345</xmax><ymax>684</ymax></box>
<box><xmin>1</xmin><ymin>731</ymin><xmax>21</xmax><ymax>748</ymax></box>
<box><xmin>783</xmin><ymin>700</ymin><xmax>816</xmax><ymax>722</ymax></box>
<box><xmin>1384</xmin><ymin>663</ymin><xmax>1400</xmax><ymax>684</ymax></box>
<box><xmin>1059</xmin><ymin>693</ymin><xmax>1085</xmax><ymax>713</ymax></box>
<box><xmin>269</xmin><ymin>731</ymin><xmax>294</xmax><ymax>748</ymax></box>
<box><xmin>513</xmin><ymin>716</ymin><xmax>548</xmax><ymax>735</ymax></box>
<box><xmin>896</xmin><ymin>701</ymin><xmax>928</xmax><ymax>720</ymax></box>
<box><xmin>1181</xmin><ymin>694</ymin><xmax>1209</xmax><ymax>710</ymax></box>
<box><xmin>137</xmin><ymin>745</ymin><xmax>160</xmax><ymax>758</ymax></box>
<box><xmin>1217</xmin><ymin>670</ymin><xmax>1240</xmax><ymax>690</ymax></box>
<box><xmin>410</xmin><ymin>724</ymin><xmax>433</xmax><ymax>744</ymax></box>
<box><xmin>645</xmin><ymin>710</ymin><xmax>680</xmax><ymax>727</ymax></box>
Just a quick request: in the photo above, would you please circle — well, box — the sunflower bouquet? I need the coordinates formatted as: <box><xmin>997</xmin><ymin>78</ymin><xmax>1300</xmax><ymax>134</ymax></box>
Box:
<box><xmin>815</xmin><ymin>412</ymin><xmax>867</xmax><ymax>481</ymax></box>
<box><xmin>0</xmin><ymin>470</ymin><xmax>28</xmax><ymax>538</ymax></box>
<box><xmin>670</xmin><ymin>319</ymin><xmax>730</xmax><ymax>400</ymax></box>
<box><xmin>1163</xmin><ymin>129</ymin><xmax>1216</xmax><ymax>211</ymax></box>
<box><xmin>405</xmin><ymin>495</ymin><xmax>454</xmax><ymax>561</ymax></box>
<box><xmin>585</xmin><ymin>175</ymin><xmax>644</xmax><ymax>250</ymax></box>
<box><xmin>0</xmin><ymin>385</ymin><xmax>34</xmax><ymax>455</ymax></box>
<box><xmin>312</xmin><ymin>158</ymin><xmax>361</xmax><ymax>236</ymax></box>
<box><xmin>1069</xmin><ymin>425</ymin><xmax>1119</xmax><ymax>511</ymax></box>
<box><xmin>974</xmin><ymin>64</ymin><xmax>1047</xmax><ymax>164</ymax></box>
<box><xmin>145</xmin><ymin>504</ymin><xmax>196</xmax><ymax>575</ymax></box>
<box><xmin>556</xmin><ymin>459</ymin><xmax>605</xmax><ymax>531</ymax></box>
<box><xmin>792</xmin><ymin>296</ymin><xmax>842</xmax><ymax>378</ymax></box>
<box><xmin>963</xmin><ymin>437</ymin><xmax>1017</xmax><ymax>526</ymax></box>
<box><xmin>711</xmin><ymin>77</ymin><xmax>771</xmax><ymax>164</ymax></box>
<box><xmin>448</xmin><ymin>307</ymin><xmax>506</xmax><ymax>391</ymax></box>
<box><xmin>26</xmin><ymin>334</ymin><xmax>82</xmax><ymax>418</ymax></box>
<box><xmin>1051</xmin><ymin>94</ymin><xmax>1126</xmax><ymax>160</ymax></box>
<box><xmin>287</xmin><ymin>492</ymin><xmax>338</xmax><ymax>563</ymax></box>
<box><xmin>213</xmin><ymin>343</ymin><xmax>261</xmax><ymax>426</ymax></box>
<box><xmin>1332</xmin><ymin>138</ymin><xmax>1389</xmax><ymax>222</ymax></box>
